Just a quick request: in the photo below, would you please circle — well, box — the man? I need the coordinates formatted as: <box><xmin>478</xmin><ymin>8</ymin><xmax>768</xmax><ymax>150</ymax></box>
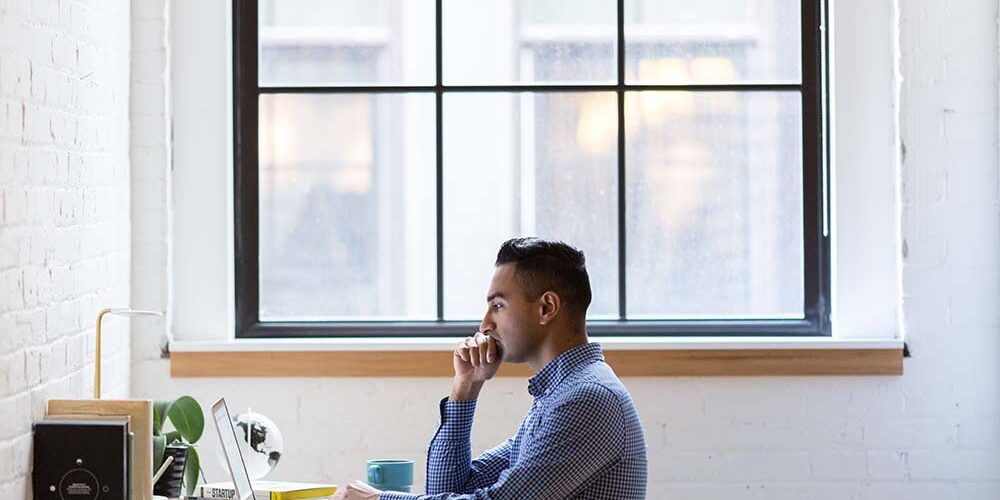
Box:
<box><xmin>332</xmin><ymin>237</ymin><xmax>648</xmax><ymax>499</ymax></box>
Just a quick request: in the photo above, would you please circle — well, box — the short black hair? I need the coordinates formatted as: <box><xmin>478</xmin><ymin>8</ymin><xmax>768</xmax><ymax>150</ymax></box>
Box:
<box><xmin>495</xmin><ymin>237</ymin><xmax>592</xmax><ymax>317</ymax></box>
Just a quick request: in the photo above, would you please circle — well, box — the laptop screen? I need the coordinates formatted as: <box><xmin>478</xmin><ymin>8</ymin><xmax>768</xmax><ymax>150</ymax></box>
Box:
<box><xmin>212</xmin><ymin>398</ymin><xmax>256</xmax><ymax>500</ymax></box>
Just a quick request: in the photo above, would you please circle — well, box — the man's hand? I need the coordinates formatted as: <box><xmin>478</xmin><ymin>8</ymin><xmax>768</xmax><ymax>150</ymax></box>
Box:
<box><xmin>451</xmin><ymin>331</ymin><xmax>502</xmax><ymax>401</ymax></box>
<box><xmin>328</xmin><ymin>480</ymin><xmax>381</xmax><ymax>500</ymax></box>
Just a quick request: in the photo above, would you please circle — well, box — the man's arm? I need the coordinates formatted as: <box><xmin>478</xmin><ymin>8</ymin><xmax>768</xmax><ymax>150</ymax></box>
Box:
<box><xmin>381</xmin><ymin>384</ymin><xmax>627</xmax><ymax>500</ymax></box>
<box><xmin>423</xmin><ymin>399</ymin><xmax>513</xmax><ymax>494</ymax></box>
<box><xmin>422</xmin><ymin>332</ymin><xmax>507</xmax><ymax>494</ymax></box>
<box><xmin>337</xmin><ymin>333</ymin><xmax>509</xmax><ymax>500</ymax></box>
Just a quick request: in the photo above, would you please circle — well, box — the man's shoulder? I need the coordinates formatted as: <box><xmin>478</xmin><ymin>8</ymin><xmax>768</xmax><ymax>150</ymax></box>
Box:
<box><xmin>546</xmin><ymin>377</ymin><xmax>634</xmax><ymax>442</ymax></box>
<box><xmin>573</xmin><ymin>358</ymin><xmax>628</xmax><ymax>390</ymax></box>
<box><xmin>555</xmin><ymin>362</ymin><xmax>631</xmax><ymax>408</ymax></box>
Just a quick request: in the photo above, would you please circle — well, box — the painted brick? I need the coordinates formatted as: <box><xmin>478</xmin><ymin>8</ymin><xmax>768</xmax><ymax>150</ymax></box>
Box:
<box><xmin>653</xmin><ymin>451</ymin><xmax>812</xmax><ymax>482</ymax></box>
<box><xmin>0</xmin><ymin>439</ymin><xmax>16</xmax><ymax>481</ymax></box>
<box><xmin>0</xmin><ymin>0</ymin><xmax>131</xmax><ymax>497</ymax></box>
<box><xmin>808</xmin><ymin>451</ymin><xmax>869</xmax><ymax>480</ymax></box>
<box><xmin>858</xmin><ymin>482</ymin><xmax>957</xmax><ymax>500</ymax></box>
<box><xmin>662</xmin><ymin>418</ymin><xmax>864</xmax><ymax>451</ymax></box>
<box><xmin>2</xmin><ymin>188</ymin><xmax>27</xmax><ymax>226</ymax></box>
<box><xmin>703</xmin><ymin>382</ymin><xmax>806</xmax><ymax>418</ymax></box>
<box><xmin>957</xmin><ymin>418</ymin><xmax>1000</xmax><ymax>449</ymax></box>
<box><xmin>131</xmin><ymin>82</ymin><xmax>165</xmax><ymax>114</ymax></box>
<box><xmin>908</xmin><ymin>450</ymin><xmax>1000</xmax><ymax>481</ymax></box>
<box><xmin>862</xmin><ymin>419</ymin><xmax>958</xmax><ymax>449</ymax></box>
<box><xmin>866</xmin><ymin>451</ymin><xmax>909</xmax><ymax>480</ymax></box>
<box><xmin>0</xmin><ymin>479</ymin><xmax>28</xmax><ymax>500</ymax></box>
<box><xmin>3</xmin><ymin>352</ymin><xmax>27</xmax><ymax>394</ymax></box>
<box><xmin>131</xmin><ymin>49</ymin><xmax>166</xmax><ymax>83</ymax></box>
<box><xmin>29</xmin><ymin>0</ymin><xmax>58</xmax><ymax>26</ymax></box>
<box><xmin>955</xmin><ymin>482</ymin><xmax>1000</xmax><ymax>500</ymax></box>
<box><xmin>0</xmin><ymin>54</ymin><xmax>30</xmax><ymax>98</ymax></box>
<box><xmin>132</xmin><ymin>0</ymin><xmax>167</xmax><ymax>21</ymax></box>
<box><xmin>131</xmin><ymin>19</ymin><xmax>165</xmax><ymax>52</ymax></box>
<box><xmin>804</xmin><ymin>379</ymin><xmax>907</xmax><ymax>417</ymax></box>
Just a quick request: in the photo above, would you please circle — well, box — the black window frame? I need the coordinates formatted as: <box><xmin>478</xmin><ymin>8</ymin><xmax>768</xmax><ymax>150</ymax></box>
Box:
<box><xmin>234</xmin><ymin>0</ymin><xmax>831</xmax><ymax>338</ymax></box>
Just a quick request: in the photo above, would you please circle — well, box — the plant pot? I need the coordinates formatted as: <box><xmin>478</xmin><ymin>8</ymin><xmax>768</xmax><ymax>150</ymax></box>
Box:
<box><xmin>153</xmin><ymin>445</ymin><xmax>189</xmax><ymax>498</ymax></box>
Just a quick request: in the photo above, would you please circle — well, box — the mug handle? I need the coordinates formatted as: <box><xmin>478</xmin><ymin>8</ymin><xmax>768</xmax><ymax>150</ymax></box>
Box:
<box><xmin>368</xmin><ymin>464</ymin><xmax>383</xmax><ymax>484</ymax></box>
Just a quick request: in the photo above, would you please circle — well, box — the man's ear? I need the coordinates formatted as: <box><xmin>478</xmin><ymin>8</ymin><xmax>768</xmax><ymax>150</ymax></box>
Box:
<box><xmin>538</xmin><ymin>291</ymin><xmax>561</xmax><ymax>325</ymax></box>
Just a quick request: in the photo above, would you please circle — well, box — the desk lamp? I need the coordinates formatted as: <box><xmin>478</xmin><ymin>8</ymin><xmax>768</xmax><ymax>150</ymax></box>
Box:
<box><xmin>95</xmin><ymin>307</ymin><xmax>163</xmax><ymax>399</ymax></box>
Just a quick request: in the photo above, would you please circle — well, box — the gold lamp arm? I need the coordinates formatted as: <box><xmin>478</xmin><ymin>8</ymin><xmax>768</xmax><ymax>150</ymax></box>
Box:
<box><xmin>94</xmin><ymin>307</ymin><xmax>112</xmax><ymax>399</ymax></box>
<box><xmin>94</xmin><ymin>307</ymin><xmax>163</xmax><ymax>399</ymax></box>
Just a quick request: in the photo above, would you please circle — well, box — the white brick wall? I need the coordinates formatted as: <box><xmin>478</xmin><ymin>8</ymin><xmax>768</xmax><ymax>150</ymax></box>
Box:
<box><xmin>0</xmin><ymin>0</ymin><xmax>132</xmax><ymax>498</ymax></box>
<box><xmin>129</xmin><ymin>0</ymin><xmax>170</xmax><ymax>364</ymax></box>
<box><xmin>125</xmin><ymin>0</ymin><xmax>1000</xmax><ymax>499</ymax></box>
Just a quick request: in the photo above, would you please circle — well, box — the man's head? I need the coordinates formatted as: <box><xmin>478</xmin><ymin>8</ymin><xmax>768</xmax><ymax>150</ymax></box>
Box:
<box><xmin>480</xmin><ymin>237</ymin><xmax>592</xmax><ymax>364</ymax></box>
<box><xmin>494</xmin><ymin>237</ymin><xmax>592</xmax><ymax>317</ymax></box>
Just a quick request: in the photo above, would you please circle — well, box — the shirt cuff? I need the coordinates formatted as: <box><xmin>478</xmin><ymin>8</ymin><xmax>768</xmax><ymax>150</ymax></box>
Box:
<box><xmin>438</xmin><ymin>396</ymin><xmax>477</xmax><ymax>435</ymax></box>
<box><xmin>379</xmin><ymin>492</ymin><xmax>421</xmax><ymax>500</ymax></box>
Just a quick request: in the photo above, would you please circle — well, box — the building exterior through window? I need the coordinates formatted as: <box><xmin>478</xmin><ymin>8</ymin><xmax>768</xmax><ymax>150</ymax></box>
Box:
<box><xmin>242</xmin><ymin>0</ymin><xmax>823</xmax><ymax>336</ymax></box>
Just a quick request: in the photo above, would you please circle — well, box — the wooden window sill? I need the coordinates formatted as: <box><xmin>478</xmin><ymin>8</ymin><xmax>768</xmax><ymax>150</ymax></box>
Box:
<box><xmin>168</xmin><ymin>338</ymin><xmax>904</xmax><ymax>377</ymax></box>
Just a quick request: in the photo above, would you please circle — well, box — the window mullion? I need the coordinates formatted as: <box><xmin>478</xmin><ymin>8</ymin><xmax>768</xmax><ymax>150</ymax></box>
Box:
<box><xmin>616</xmin><ymin>0</ymin><xmax>626</xmax><ymax>321</ymax></box>
<box><xmin>435</xmin><ymin>0</ymin><xmax>444</xmax><ymax>321</ymax></box>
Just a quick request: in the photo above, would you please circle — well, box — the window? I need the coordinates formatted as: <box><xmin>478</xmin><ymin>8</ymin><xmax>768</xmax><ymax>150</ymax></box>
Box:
<box><xmin>234</xmin><ymin>0</ymin><xmax>829</xmax><ymax>338</ymax></box>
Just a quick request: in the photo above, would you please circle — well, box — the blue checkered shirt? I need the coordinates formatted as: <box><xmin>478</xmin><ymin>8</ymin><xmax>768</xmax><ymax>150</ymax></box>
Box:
<box><xmin>380</xmin><ymin>342</ymin><xmax>647</xmax><ymax>500</ymax></box>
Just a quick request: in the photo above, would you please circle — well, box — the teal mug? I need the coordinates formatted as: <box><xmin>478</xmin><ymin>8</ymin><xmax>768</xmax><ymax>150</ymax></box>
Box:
<box><xmin>367</xmin><ymin>459</ymin><xmax>414</xmax><ymax>493</ymax></box>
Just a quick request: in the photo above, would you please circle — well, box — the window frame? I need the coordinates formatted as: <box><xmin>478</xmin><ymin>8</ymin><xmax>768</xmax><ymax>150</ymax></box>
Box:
<box><xmin>233</xmin><ymin>0</ymin><xmax>831</xmax><ymax>339</ymax></box>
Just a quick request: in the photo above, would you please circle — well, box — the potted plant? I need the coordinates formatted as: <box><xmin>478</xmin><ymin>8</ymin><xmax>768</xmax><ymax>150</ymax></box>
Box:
<box><xmin>152</xmin><ymin>396</ymin><xmax>205</xmax><ymax>498</ymax></box>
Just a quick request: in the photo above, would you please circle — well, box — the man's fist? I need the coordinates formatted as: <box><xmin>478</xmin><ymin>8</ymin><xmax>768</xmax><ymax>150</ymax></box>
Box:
<box><xmin>328</xmin><ymin>480</ymin><xmax>381</xmax><ymax>500</ymax></box>
<box><xmin>451</xmin><ymin>331</ymin><xmax>502</xmax><ymax>400</ymax></box>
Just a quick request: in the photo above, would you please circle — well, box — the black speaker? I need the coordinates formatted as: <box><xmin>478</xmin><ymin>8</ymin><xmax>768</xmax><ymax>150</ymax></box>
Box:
<box><xmin>33</xmin><ymin>419</ymin><xmax>130</xmax><ymax>500</ymax></box>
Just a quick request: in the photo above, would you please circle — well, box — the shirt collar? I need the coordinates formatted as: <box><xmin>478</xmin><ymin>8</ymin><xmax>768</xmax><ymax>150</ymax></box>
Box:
<box><xmin>527</xmin><ymin>342</ymin><xmax>604</xmax><ymax>398</ymax></box>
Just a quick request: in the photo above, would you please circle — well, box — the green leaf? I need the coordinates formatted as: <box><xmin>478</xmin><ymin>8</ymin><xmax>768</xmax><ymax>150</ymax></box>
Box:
<box><xmin>164</xmin><ymin>430</ymin><xmax>182</xmax><ymax>445</ymax></box>
<box><xmin>166</xmin><ymin>396</ymin><xmax>205</xmax><ymax>444</ymax></box>
<box><xmin>153</xmin><ymin>400</ymin><xmax>172</xmax><ymax>436</ymax></box>
<box><xmin>184</xmin><ymin>446</ymin><xmax>201</xmax><ymax>497</ymax></box>
<box><xmin>152</xmin><ymin>435</ymin><xmax>167</xmax><ymax>475</ymax></box>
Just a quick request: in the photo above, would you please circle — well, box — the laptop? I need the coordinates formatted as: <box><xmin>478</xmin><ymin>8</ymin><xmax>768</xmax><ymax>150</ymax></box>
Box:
<box><xmin>212</xmin><ymin>397</ymin><xmax>257</xmax><ymax>500</ymax></box>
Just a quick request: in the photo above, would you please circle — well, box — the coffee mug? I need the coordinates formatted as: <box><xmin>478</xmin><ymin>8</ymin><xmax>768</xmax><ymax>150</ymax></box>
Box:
<box><xmin>367</xmin><ymin>459</ymin><xmax>414</xmax><ymax>493</ymax></box>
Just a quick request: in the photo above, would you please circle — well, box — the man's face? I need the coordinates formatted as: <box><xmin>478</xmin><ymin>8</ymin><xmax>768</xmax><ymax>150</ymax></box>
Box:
<box><xmin>479</xmin><ymin>263</ymin><xmax>543</xmax><ymax>364</ymax></box>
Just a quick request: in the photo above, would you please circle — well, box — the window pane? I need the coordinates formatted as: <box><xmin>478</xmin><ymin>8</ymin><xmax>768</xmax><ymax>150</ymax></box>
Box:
<box><xmin>625</xmin><ymin>91</ymin><xmax>803</xmax><ymax>318</ymax></box>
<box><xmin>259</xmin><ymin>0</ymin><xmax>435</xmax><ymax>86</ymax></box>
<box><xmin>259</xmin><ymin>93</ymin><xmax>437</xmax><ymax>320</ymax></box>
<box><xmin>625</xmin><ymin>0</ymin><xmax>801</xmax><ymax>84</ymax></box>
<box><xmin>443</xmin><ymin>92</ymin><xmax>618</xmax><ymax>320</ymax></box>
<box><xmin>443</xmin><ymin>0</ymin><xmax>616</xmax><ymax>84</ymax></box>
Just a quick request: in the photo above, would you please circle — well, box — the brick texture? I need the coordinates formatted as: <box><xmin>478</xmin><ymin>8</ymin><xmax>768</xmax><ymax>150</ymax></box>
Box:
<box><xmin>0</xmin><ymin>0</ymin><xmax>132</xmax><ymax>498</ymax></box>
<box><xmin>128</xmin><ymin>0</ymin><xmax>170</xmax><ymax>363</ymax></box>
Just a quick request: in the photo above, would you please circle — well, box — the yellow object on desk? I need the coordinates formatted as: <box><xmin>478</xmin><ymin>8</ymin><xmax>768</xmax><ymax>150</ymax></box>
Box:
<box><xmin>199</xmin><ymin>480</ymin><xmax>337</xmax><ymax>500</ymax></box>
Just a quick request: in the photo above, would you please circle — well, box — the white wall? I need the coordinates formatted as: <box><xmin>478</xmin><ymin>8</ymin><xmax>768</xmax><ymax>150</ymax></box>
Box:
<box><xmin>0</xmin><ymin>0</ymin><xmax>133</xmax><ymax>497</ymax></box>
<box><xmin>131</xmin><ymin>1</ymin><xmax>1000</xmax><ymax>499</ymax></box>
<box><xmin>130</xmin><ymin>0</ymin><xmax>172</xmax><ymax>369</ymax></box>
